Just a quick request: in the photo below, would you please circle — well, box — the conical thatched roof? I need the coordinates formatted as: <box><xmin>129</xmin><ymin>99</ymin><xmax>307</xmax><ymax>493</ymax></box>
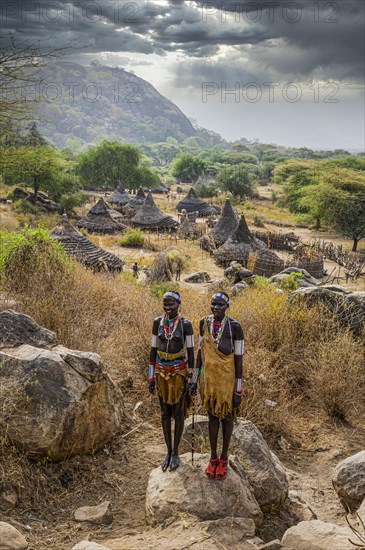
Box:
<box><xmin>214</xmin><ymin>214</ymin><xmax>268</xmax><ymax>266</ymax></box>
<box><xmin>50</xmin><ymin>215</ymin><xmax>124</xmax><ymax>272</ymax></box>
<box><xmin>210</xmin><ymin>198</ymin><xmax>239</xmax><ymax>247</ymax></box>
<box><xmin>128</xmin><ymin>187</ymin><xmax>146</xmax><ymax>210</ymax></box>
<box><xmin>108</xmin><ymin>183</ymin><xmax>130</xmax><ymax>206</ymax></box>
<box><xmin>176</xmin><ymin>187</ymin><xmax>219</xmax><ymax>216</ymax></box>
<box><xmin>77</xmin><ymin>198</ymin><xmax>126</xmax><ymax>234</ymax></box>
<box><xmin>132</xmin><ymin>191</ymin><xmax>178</xmax><ymax>230</ymax></box>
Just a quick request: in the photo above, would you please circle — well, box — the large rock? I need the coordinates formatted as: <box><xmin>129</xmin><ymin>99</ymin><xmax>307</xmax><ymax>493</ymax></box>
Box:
<box><xmin>146</xmin><ymin>453</ymin><xmax>263</xmax><ymax>527</ymax></box>
<box><xmin>332</xmin><ymin>451</ymin><xmax>365</xmax><ymax>511</ymax></box>
<box><xmin>0</xmin><ymin>310</ymin><xmax>57</xmax><ymax>349</ymax></box>
<box><xmin>358</xmin><ymin>497</ymin><xmax>365</xmax><ymax>525</ymax></box>
<box><xmin>289</xmin><ymin>287</ymin><xmax>365</xmax><ymax>334</ymax></box>
<box><xmin>232</xmin><ymin>420</ymin><xmax>289</xmax><ymax>512</ymax></box>
<box><xmin>184</xmin><ymin>271</ymin><xmax>211</xmax><ymax>283</ymax></box>
<box><xmin>281</xmin><ymin>520</ymin><xmax>355</xmax><ymax>549</ymax></box>
<box><xmin>0</xmin><ymin>521</ymin><xmax>28</xmax><ymax>549</ymax></box>
<box><xmin>0</xmin><ymin>311</ymin><xmax>124</xmax><ymax>461</ymax></box>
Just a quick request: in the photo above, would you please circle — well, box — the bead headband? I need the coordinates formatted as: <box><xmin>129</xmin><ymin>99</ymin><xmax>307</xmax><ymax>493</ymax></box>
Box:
<box><xmin>212</xmin><ymin>293</ymin><xmax>229</xmax><ymax>304</ymax></box>
<box><xmin>163</xmin><ymin>291</ymin><xmax>181</xmax><ymax>303</ymax></box>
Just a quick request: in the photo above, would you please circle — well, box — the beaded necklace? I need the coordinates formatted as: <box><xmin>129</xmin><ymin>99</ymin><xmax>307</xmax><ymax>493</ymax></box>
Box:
<box><xmin>164</xmin><ymin>314</ymin><xmax>181</xmax><ymax>340</ymax></box>
<box><xmin>208</xmin><ymin>314</ymin><xmax>227</xmax><ymax>347</ymax></box>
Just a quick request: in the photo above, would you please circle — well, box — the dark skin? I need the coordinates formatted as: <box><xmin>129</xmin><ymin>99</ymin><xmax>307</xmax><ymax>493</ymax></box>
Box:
<box><xmin>149</xmin><ymin>297</ymin><xmax>194</xmax><ymax>471</ymax></box>
<box><xmin>192</xmin><ymin>297</ymin><xmax>243</xmax><ymax>462</ymax></box>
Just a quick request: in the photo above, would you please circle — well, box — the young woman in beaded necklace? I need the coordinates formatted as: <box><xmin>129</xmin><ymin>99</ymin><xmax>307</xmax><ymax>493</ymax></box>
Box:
<box><xmin>190</xmin><ymin>292</ymin><xmax>244</xmax><ymax>479</ymax></box>
<box><xmin>148</xmin><ymin>290</ymin><xmax>194</xmax><ymax>472</ymax></box>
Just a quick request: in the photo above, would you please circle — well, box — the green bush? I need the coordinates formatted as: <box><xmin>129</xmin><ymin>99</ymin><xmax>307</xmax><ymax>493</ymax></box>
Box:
<box><xmin>149</xmin><ymin>282</ymin><xmax>179</xmax><ymax>299</ymax></box>
<box><xmin>119</xmin><ymin>228</ymin><xmax>145</xmax><ymax>248</ymax></box>
<box><xmin>253</xmin><ymin>214</ymin><xmax>265</xmax><ymax>227</ymax></box>
<box><xmin>276</xmin><ymin>272</ymin><xmax>303</xmax><ymax>291</ymax></box>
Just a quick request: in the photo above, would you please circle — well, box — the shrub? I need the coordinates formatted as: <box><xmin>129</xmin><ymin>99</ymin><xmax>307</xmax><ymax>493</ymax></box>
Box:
<box><xmin>119</xmin><ymin>228</ymin><xmax>145</xmax><ymax>248</ymax></box>
<box><xmin>253</xmin><ymin>214</ymin><xmax>265</xmax><ymax>227</ymax></box>
<box><xmin>276</xmin><ymin>272</ymin><xmax>303</xmax><ymax>291</ymax></box>
<box><xmin>149</xmin><ymin>282</ymin><xmax>179</xmax><ymax>299</ymax></box>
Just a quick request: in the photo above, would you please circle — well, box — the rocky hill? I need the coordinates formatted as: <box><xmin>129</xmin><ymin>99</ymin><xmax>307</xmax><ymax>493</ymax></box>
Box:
<box><xmin>35</xmin><ymin>61</ymin><xmax>196</xmax><ymax>149</ymax></box>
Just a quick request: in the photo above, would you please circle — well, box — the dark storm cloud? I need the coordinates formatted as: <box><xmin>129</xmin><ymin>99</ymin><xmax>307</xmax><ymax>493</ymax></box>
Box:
<box><xmin>0</xmin><ymin>0</ymin><xmax>363</xmax><ymax>80</ymax></box>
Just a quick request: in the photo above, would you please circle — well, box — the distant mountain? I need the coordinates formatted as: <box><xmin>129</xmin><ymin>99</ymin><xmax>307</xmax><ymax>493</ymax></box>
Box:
<box><xmin>35</xmin><ymin>61</ymin><xmax>196</xmax><ymax>150</ymax></box>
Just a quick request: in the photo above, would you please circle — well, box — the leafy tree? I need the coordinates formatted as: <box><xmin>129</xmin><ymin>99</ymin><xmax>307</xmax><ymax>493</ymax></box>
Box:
<box><xmin>0</xmin><ymin>145</ymin><xmax>66</xmax><ymax>200</ymax></box>
<box><xmin>76</xmin><ymin>140</ymin><xmax>140</xmax><ymax>190</ymax></box>
<box><xmin>216</xmin><ymin>165</ymin><xmax>254</xmax><ymax>199</ymax></box>
<box><xmin>316</xmin><ymin>179</ymin><xmax>365</xmax><ymax>251</ymax></box>
<box><xmin>133</xmin><ymin>166</ymin><xmax>160</xmax><ymax>189</ymax></box>
<box><xmin>171</xmin><ymin>154</ymin><xmax>207</xmax><ymax>183</ymax></box>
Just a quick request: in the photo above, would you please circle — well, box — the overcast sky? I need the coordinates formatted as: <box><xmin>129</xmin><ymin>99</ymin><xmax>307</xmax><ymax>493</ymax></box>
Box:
<box><xmin>2</xmin><ymin>0</ymin><xmax>364</xmax><ymax>149</ymax></box>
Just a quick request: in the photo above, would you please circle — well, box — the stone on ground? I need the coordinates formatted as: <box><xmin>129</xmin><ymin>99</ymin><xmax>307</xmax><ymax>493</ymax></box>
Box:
<box><xmin>0</xmin><ymin>521</ymin><xmax>28</xmax><ymax>550</ymax></box>
<box><xmin>358</xmin><ymin>497</ymin><xmax>365</xmax><ymax>525</ymax></box>
<box><xmin>184</xmin><ymin>271</ymin><xmax>211</xmax><ymax>283</ymax></box>
<box><xmin>285</xmin><ymin>490</ymin><xmax>316</xmax><ymax>522</ymax></box>
<box><xmin>74</xmin><ymin>501</ymin><xmax>113</xmax><ymax>525</ymax></box>
<box><xmin>71</xmin><ymin>543</ymin><xmax>111</xmax><ymax>550</ymax></box>
<box><xmin>281</xmin><ymin>520</ymin><xmax>355</xmax><ymax>550</ymax></box>
<box><xmin>0</xmin><ymin>310</ymin><xmax>124</xmax><ymax>460</ymax></box>
<box><xmin>259</xmin><ymin>541</ymin><xmax>282</xmax><ymax>550</ymax></box>
<box><xmin>145</xmin><ymin>453</ymin><xmax>263</xmax><ymax>527</ymax></box>
<box><xmin>332</xmin><ymin>450</ymin><xmax>365</xmax><ymax>511</ymax></box>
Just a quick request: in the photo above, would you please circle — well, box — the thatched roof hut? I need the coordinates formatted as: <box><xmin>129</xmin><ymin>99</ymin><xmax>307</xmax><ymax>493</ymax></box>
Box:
<box><xmin>152</xmin><ymin>183</ymin><xmax>169</xmax><ymax>194</ymax></box>
<box><xmin>50</xmin><ymin>215</ymin><xmax>124</xmax><ymax>272</ymax></box>
<box><xmin>214</xmin><ymin>214</ymin><xmax>269</xmax><ymax>267</ymax></box>
<box><xmin>210</xmin><ymin>198</ymin><xmax>238</xmax><ymax>247</ymax></box>
<box><xmin>178</xmin><ymin>214</ymin><xmax>200</xmax><ymax>240</ymax></box>
<box><xmin>132</xmin><ymin>191</ymin><xmax>178</xmax><ymax>231</ymax></box>
<box><xmin>128</xmin><ymin>187</ymin><xmax>146</xmax><ymax>210</ymax></box>
<box><xmin>176</xmin><ymin>187</ymin><xmax>219</xmax><ymax>216</ymax></box>
<box><xmin>107</xmin><ymin>183</ymin><xmax>130</xmax><ymax>206</ymax></box>
<box><xmin>77</xmin><ymin>198</ymin><xmax>126</xmax><ymax>234</ymax></box>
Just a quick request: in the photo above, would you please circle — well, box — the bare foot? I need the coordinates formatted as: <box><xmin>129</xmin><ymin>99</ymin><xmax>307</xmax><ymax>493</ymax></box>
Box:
<box><xmin>161</xmin><ymin>452</ymin><xmax>172</xmax><ymax>472</ymax></box>
<box><xmin>169</xmin><ymin>453</ymin><xmax>180</xmax><ymax>471</ymax></box>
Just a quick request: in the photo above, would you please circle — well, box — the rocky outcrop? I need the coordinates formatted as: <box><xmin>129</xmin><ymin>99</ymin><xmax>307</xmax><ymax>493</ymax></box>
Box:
<box><xmin>332</xmin><ymin>451</ymin><xmax>365</xmax><ymax>511</ymax></box>
<box><xmin>0</xmin><ymin>311</ymin><xmax>124</xmax><ymax>461</ymax></box>
<box><xmin>281</xmin><ymin>520</ymin><xmax>355</xmax><ymax>549</ymax></box>
<box><xmin>289</xmin><ymin>286</ymin><xmax>365</xmax><ymax>334</ymax></box>
<box><xmin>270</xmin><ymin>268</ymin><xmax>320</xmax><ymax>288</ymax></box>
<box><xmin>145</xmin><ymin>453</ymin><xmax>263</xmax><ymax>527</ymax></box>
<box><xmin>0</xmin><ymin>522</ymin><xmax>28</xmax><ymax>549</ymax></box>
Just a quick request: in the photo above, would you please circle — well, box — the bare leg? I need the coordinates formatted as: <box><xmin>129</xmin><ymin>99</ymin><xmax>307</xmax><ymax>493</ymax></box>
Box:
<box><xmin>208</xmin><ymin>411</ymin><xmax>220</xmax><ymax>459</ymax></box>
<box><xmin>169</xmin><ymin>396</ymin><xmax>185</xmax><ymax>471</ymax></box>
<box><xmin>220</xmin><ymin>412</ymin><xmax>233</xmax><ymax>461</ymax></box>
<box><xmin>160</xmin><ymin>398</ymin><xmax>172</xmax><ymax>471</ymax></box>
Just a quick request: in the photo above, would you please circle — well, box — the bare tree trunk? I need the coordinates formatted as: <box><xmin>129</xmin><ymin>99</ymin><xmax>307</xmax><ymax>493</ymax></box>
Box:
<box><xmin>352</xmin><ymin>237</ymin><xmax>359</xmax><ymax>252</ymax></box>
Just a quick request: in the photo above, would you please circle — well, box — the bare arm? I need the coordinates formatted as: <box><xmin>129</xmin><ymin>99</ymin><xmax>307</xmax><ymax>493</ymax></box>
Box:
<box><xmin>148</xmin><ymin>318</ymin><xmax>160</xmax><ymax>392</ymax></box>
<box><xmin>233</xmin><ymin>322</ymin><xmax>244</xmax><ymax>407</ymax></box>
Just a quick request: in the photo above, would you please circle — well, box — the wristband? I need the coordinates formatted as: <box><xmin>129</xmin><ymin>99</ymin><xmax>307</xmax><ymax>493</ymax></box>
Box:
<box><xmin>148</xmin><ymin>362</ymin><xmax>155</xmax><ymax>383</ymax></box>
<box><xmin>192</xmin><ymin>368</ymin><xmax>199</xmax><ymax>384</ymax></box>
<box><xmin>187</xmin><ymin>365</ymin><xmax>194</xmax><ymax>382</ymax></box>
<box><xmin>234</xmin><ymin>378</ymin><xmax>242</xmax><ymax>395</ymax></box>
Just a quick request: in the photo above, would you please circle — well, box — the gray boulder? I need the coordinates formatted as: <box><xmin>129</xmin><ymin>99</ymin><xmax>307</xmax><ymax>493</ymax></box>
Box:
<box><xmin>232</xmin><ymin>420</ymin><xmax>289</xmax><ymax>512</ymax></box>
<box><xmin>232</xmin><ymin>282</ymin><xmax>247</xmax><ymax>295</ymax></box>
<box><xmin>184</xmin><ymin>272</ymin><xmax>212</xmax><ymax>283</ymax></box>
<box><xmin>281</xmin><ymin>520</ymin><xmax>355</xmax><ymax>549</ymax></box>
<box><xmin>0</xmin><ymin>312</ymin><xmax>124</xmax><ymax>461</ymax></box>
<box><xmin>0</xmin><ymin>310</ymin><xmax>57</xmax><ymax>349</ymax></box>
<box><xmin>74</xmin><ymin>501</ymin><xmax>113</xmax><ymax>525</ymax></box>
<box><xmin>71</xmin><ymin>543</ymin><xmax>111</xmax><ymax>550</ymax></box>
<box><xmin>145</xmin><ymin>453</ymin><xmax>263</xmax><ymax>527</ymax></box>
<box><xmin>332</xmin><ymin>451</ymin><xmax>365</xmax><ymax>511</ymax></box>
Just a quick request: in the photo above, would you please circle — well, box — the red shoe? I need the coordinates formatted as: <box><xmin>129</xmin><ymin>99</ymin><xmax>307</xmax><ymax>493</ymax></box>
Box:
<box><xmin>216</xmin><ymin>458</ymin><xmax>229</xmax><ymax>479</ymax></box>
<box><xmin>205</xmin><ymin>457</ymin><xmax>220</xmax><ymax>479</ymax></box>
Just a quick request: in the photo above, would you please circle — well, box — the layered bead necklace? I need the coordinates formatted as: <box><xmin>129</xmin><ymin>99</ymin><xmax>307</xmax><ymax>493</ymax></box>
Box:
<box><xmin>208</xmin><ymin>314</ymin><xmax>227</xmax><ymax>347</ymax></box>
<box><xmin>164</xmin><ymin>314</ymin><xmax>181</xmax><ymax>340</ymax></box>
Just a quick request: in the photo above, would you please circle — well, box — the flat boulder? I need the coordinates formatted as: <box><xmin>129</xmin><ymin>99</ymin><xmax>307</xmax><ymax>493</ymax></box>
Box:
<box><xmin>281</xmin><ymin>520</ymin><xmax>355</xmax><ymax>550</ymax></box>
<box><xmin>0</xmin><ymin>312</ymin><xmax>124</xmax><ymax>461</ymax></box>
<box><xmin>145</xmin><ymin>453</ymin><xmax>263</xmax><ymax>527</ymax></box>
<box><xmin>332</xmin><ymin>451</ymin><xmax>365</xmax><ymax>511</ymax></box>
<box><xmin>74</xmin><ymin>501</ymin><xmax>113</xmax><ymax>525</ymax></box>
<box><xmin>0</xmin><ymin>522</ymin><xmax>28</xmax><ymax>549</ymax></box>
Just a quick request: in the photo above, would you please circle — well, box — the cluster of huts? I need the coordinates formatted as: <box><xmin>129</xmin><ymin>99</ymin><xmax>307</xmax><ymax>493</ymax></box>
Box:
<box><xmin>49</xmin><ymin>183</ymin><xmax>323</xmax><ymax>279</ymax></box>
